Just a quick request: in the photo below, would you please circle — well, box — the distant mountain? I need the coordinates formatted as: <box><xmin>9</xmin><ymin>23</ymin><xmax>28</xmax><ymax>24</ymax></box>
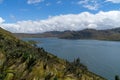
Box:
<box><xmin>14</xmin><ymin>27</ymin><xmax>120</xmax><ymax>41</ymax></box>
<box><xmin>14</xmin><ymin>31</ymin><xmax>62</xmax><ymax>38</ymax></box>
<box><xmin>0</xmin><ymin>27</ymin><xmax>106</xmax><ymax>80</ymax></box>
<box><xmin>59</xmin><ymin>28</ymin><xmax>120</xmax><ymax>40</ymax></box>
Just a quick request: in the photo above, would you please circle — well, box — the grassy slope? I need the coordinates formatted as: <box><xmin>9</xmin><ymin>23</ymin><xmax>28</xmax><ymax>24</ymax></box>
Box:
<box><xmin>0</xmin><ymin>28</ymin><xmax>106</xmax><ymax>80</ymax></box>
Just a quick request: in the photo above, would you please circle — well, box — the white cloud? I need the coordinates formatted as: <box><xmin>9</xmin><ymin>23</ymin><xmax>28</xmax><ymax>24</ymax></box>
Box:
<box><xmin>0</xmin><ymin>17</ymin><xmax>5</xmax><ymax>23</ymax></box>
<box><xmin>27</xmin><ymin>0</ymin><xmax>44</xmax><ymax>4</ymax></box>
<box><xmin>78</xmin><ymin>0</ymin><xmax>99</xmax><ymax>10</ymax></box>
<box><xmin>106</xmin><ymin>0</ymin><xmax>120</xmax><ymax>3</ymax></box>
<box><xmin>83</xmin><ymin>4</ymin><xmax>99</xmax><ymax>10</ymax></box>
<box><xmin>57</xmin><ymin>1</ymin><xmax>62</xmax><ymax>4</ymax></box>
<box><xmin>1</xmin><ymin>11</ymin><xmax>120</xmax><ymax>33</ymax></box>
<box><xmin>78</xmin><ymin>0</ymin><xmax>88</xmax><ymax>4</ymax></box>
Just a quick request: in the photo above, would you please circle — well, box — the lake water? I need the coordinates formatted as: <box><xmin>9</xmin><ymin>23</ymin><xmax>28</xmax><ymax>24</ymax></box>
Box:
<box><xmin>23</xmin><ymin>38</ymin><xmax>120</xmax><ymax>80</ymax></box>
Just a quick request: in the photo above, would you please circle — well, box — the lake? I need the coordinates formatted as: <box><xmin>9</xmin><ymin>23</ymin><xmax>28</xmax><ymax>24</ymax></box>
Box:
<box><xmin>23</xmin><ymin>38</ymin><xmax>120</xmax><ymax>80</ymax></box>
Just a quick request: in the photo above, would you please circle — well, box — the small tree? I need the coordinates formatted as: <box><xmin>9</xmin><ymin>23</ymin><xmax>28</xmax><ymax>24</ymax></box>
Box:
<box><xmin>73</xmin><ymin>58</ymin><xmax>80</xmax><ymax>67</ymax></box>
<box><xmin>115</xmin><ymin>75</ymin><xmax>120</xmax><ymax>80</ymax></box>
<box><xmin>54</xmin><ymin>76</ymin><xmax>58</xmax><ymax>80</ymax></box>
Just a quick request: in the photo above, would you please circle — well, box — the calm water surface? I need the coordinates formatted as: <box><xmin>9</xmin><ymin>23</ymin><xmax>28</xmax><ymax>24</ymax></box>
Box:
<box><xmin>23</xmin><ymin>38</ymin><xmax>120</xmax><ymax>80</ymax></box>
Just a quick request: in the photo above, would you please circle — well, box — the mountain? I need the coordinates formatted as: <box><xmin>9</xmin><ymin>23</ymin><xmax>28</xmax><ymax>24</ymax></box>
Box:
<box><xmin>59</xmin><ymin>28</ymin><xmax>120</xmax><ymax>40</ymax></box>
<box><xmin>14</xmin><ymin>27</ymin><xmax>120</xmax><ymax>41</ymax></box>
<box><xmin>0</xmin><ymin>27</ymin><xmax>106</xmax><ymax>80</ymax></box>
<box><xmin>14</xmin><ymin>28</ymin><xmax>120</xmax><ymax>41</ymax></box>
<box><xmin>14</xmin><ymin>31</ymin><xmax>62</xmax><ymax>38</ymax></box>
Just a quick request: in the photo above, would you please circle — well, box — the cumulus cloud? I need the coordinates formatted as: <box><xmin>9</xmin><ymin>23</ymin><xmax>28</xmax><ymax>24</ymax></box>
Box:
<box><xmin>106</xmin><ymin>0</ymin><xmax>120</xmax><ymax>3</ymax></box>
<box><xmin>0</xmin><ymin>17</ymin><xmax>5</xmax><ymax>23</ymax></box>
<box><xmin>27</xmin><ymin>0</ymin><xmax>44</xmax><ymax>4</ymax></box>
<box><xmin>78</xmin><ymin>0</ymin><xmax>99</xmax><ymax>10</ymax></box>
<box><xmin>1</xmin><ymin>11</ymin><xmax>120</xmax><ymax>33</ymax></box>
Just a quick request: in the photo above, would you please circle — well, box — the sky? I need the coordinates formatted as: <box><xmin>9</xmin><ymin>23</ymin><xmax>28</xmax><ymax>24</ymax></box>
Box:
<box><xmin>0</xmin><ymin>0</ymin><xmax>120</xmax><ymax>33</ymax></box>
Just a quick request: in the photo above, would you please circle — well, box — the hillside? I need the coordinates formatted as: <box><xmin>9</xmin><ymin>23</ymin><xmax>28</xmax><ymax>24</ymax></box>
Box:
<box><xmin>14</xmin><ymin>27</ymin><xmax>120</xmax><ymax>41</ymax></box>
<box><xmin>14</xmin><ymin>31</ymin><xmax>62</xmax><ymax>38</ymax></box>
<box><xmin>59</xmin><ymin>28</ymin><xmax>120</xmax><ymax>40</ymax></box>
<box><xmin>0</xmin><ymin>27</ymin><xmax>106</xmax><ymax>80</ymax></box>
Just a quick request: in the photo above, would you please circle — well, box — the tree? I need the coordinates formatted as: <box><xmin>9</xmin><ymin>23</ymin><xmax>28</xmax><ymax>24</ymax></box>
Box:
<box><xmin>115</xmin><ymin>75</ymin><xmax>120</xmax><ymax>80</ymax></box>
<box><xmin>73</xmin><ymin>58</ymin><xmax>80</xmax><ymax>67</ymax></box>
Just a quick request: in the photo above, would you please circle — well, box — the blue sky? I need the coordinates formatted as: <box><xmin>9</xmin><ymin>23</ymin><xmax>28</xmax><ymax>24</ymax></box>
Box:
<box><xmin>0</xmin><ymin>0</ymin><xmax>120</xmax><ymax>33</ymax></box>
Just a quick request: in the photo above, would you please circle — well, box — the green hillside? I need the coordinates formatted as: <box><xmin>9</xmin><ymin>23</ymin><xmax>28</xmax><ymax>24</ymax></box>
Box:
<box><xmin>0</xmin><ymin>27</ymin><xmax>106</xmax><ymax>80</ymax></box>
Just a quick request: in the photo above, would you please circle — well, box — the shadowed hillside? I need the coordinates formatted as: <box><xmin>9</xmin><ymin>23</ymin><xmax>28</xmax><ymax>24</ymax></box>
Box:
<box><xmin>0</xmin><ymin>27</ymin><xmax>106</xmax><ymax>80</ymax></box>
<box><xmin>59</xmin><ymin>28</ymin><xmax>120</xmax><ymax>40</ymax></box>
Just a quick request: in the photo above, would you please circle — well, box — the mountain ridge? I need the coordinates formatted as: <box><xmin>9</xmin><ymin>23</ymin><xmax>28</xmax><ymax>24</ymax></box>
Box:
<box><xmin>14</xmin><ymin>27</ymin><xmax>120</xmax><ymax>41</ymax></box>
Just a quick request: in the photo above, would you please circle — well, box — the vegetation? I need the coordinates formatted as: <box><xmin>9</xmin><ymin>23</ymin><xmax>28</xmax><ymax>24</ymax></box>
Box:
<box><xmin>25</xmin><ymin>40</ymin><xmax>38</xmax><ymax>47</ymax></box>
<box><xmin>115</xmin><ymin>75</ymin><xmax>120</xmax><ymax>80</ymax></box>
<box><xmin>0</xmin><ymin>27</ymin><xmax>106</xmax><ymax>80</ymax></box>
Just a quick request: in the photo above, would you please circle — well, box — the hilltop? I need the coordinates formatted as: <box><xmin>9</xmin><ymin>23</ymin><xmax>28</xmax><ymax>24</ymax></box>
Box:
<box><xmin>0</xmin><ymin>27</ymin><xmax>106</xmax><ymax>80</ymax></box>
